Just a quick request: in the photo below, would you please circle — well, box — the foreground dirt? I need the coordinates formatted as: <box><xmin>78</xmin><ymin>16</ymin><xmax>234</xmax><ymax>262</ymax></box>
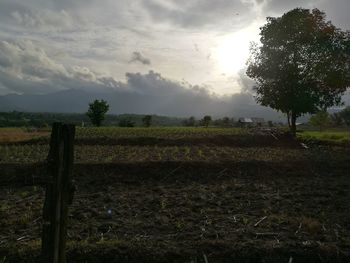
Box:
<box><xmin>0</xmin><ymin>132</ymin><xmax>350</xmax><ymax>262</ymax></box>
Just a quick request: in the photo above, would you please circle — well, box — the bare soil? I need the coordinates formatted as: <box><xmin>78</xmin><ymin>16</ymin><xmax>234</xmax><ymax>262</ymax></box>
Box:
<box><xmin>0</xmin><ymin>132</ymin><xmax>350</xmax><ymax>262</ymax></box>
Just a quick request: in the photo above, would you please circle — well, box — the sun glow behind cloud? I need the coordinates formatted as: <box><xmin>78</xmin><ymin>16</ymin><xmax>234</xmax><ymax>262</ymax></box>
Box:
<box><xmin>214</xmin><ymin>24</ymin><xmax>260</xmax><ymax>76</ymax></box>
<box><xmin>201</xmin><ymin>22</ymin><xmax>261</xmax><ymax>95</ymax></box>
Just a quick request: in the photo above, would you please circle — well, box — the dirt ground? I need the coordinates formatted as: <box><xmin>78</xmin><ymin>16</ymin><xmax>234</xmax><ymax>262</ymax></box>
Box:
<box><xmin>0</xmin><ymin>128</ymin><xmax>49</xmax><ymax>143</ymax></box>
<box><xmin>0</xmin><ymin>131</ymin><xmax>350</xmax><ymax>262</ymax></box>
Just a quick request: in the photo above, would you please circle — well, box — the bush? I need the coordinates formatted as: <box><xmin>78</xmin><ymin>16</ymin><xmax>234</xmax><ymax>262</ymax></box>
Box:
<box><xmin>118</xmin><ymin>118</ymin><xmax>135</xmax><ymax>127</ymax></box>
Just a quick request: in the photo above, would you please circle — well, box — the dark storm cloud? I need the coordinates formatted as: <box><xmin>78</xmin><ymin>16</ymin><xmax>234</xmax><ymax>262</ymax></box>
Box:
<box><xmin>0</xmin><ymin>39</ymin><xmax>280</xmax><ymax>119</ymax></box>
<box><xmin>142</xmin><ymin>0</ymin><xmax>254</xmax><ymax>29</ymax></box>
<box><xmin>0</xmin><ymin>69</ymin><xmax>280</xmax><ymax>119</ymax></box>
<box><xmin>129</xmin><ymin>52</ymin><xmax>151</xmax><ymax>65</ymax></box>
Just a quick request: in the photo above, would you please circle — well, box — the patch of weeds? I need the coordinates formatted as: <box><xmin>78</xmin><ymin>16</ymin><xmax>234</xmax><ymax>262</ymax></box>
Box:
<box><xmin>73</xmin><ymin>239</ymin><xmax>125</xmax><ymax>250</ymax></box>
<box><xmin>16</xmin><ymin>211</ymin><xmax>33</xmax><ymax>227</ymax></box>
<box><xmin>19</xmin><ymin>191</ymin><xmax>27</xmax><ymax>198</ymax></box>
<box><xmin>269</xmin><ymin>213</ymin><xmax>297</xmax><ymax>226</ymax></box>
<box><xmin>301</xmin><ymin>217</ymin><xmax>322</xmax><ymax>235</ymax></box>
<box><xmin>342</xmin><ymin>237</ymin><xmax>350</xmax><ymax>248</ymax></box>
<box><xmin>269</xmin><ymin>214</ymin><xmax>287</xmax><ymax>225</ymax></box>
<box><xmin>160</xmin><ymin>198</ymin><xmax>167</xmax><ymax>210</ymax></box>
<box><xmin>16</xmin><ymin>239</ymin><xmax>41</xmax><ymax>255</ymax></box>
<box><xmin>0</xmin><ymin>203</ymin><xmax>10</xmax><ymax>213</ymax></box>
<box><xmin>175</xmin><ymin>219</ymin><xmax>184</xmax><ymax>230</ymax></box>
<box><xmin>242</xmin><ymin>217</ymin><xmax>249</xmax><ymax>225</ymax></box>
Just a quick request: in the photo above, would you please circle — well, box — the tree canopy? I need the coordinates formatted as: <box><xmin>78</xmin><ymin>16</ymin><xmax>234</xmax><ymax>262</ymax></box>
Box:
<box><xmin>309</xmin><ymin>111</ymin><xmax>331</xmax><ymax>130</ymax></box>
<box><xmin>247</xmin><ymin>8</ymin><xmax>350</xmax><ymax>135</ymax></box>
<box><xmin>201</xmin><ymin>115</ymin><xmax>212</xmax><ymax>128</ymax></box>
<box><xmin>183</xmin><ymin>116</ymin><xmax>196</xmax><ymax>127</ymax></box>
<box><xmin>86</xmin><ymin>99</ymin><xmax>109</xmax><ymax>127</ymax></box>
<box><xmin>142</xmin><ymin>115</ymin><xmax>152</xmax><ymax>127</ymax></box>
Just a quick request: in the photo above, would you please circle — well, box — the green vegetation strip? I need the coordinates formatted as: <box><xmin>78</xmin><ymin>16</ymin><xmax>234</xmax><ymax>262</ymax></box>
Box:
<box><xmin>298</xmin><ymin>130</ymin><xmax>350</xmax><ymax>143</ymax></box>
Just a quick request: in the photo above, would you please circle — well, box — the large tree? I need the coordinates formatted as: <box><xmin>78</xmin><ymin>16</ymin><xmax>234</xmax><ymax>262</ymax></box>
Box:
<box><xmin>247</xmin><ymin>8</ymin><xmax>350</xmax><ymax>135</ymax></box>
<box><xmin>86</xmin><ymin>99</ymin><xmax>109</xmax><ymax>127</ymax></box>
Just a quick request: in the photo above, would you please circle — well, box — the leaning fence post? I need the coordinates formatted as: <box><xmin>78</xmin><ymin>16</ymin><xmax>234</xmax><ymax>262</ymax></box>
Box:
<box><xmin>41</xmin><ymin>123</ymin><xmax>76</xmax><ymax>263</ymax></box>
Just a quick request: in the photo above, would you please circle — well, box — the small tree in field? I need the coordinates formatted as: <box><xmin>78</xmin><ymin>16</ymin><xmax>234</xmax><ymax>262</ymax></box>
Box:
<box><xmin>247</xmin><ymin>8</ymin><xmax>350</xmax><ymax>136</ymax></box>
<box><xmin>183</xmin><ymin>116</ymin><xmax>196</xmax><ymax>127</ymax></box>
<box><xmin>309</xmin><ymin>111</ymin><xmax>331</xmax><ymax>131</ymax></box>
<box><xmin>142</xmin><ymin>115</ymin><xmax>152</xmax><ymax>127</ymax></box>
<box><xmin>339</xmin><ymin>106</ymin><xmax>350</xmax><ymax>126</ymax></box>
<box><xmin>222</xmin><ymin>117</ymin><xmax>231</xmax><ymax>127</ymax></box>
<box><xmin>118</xmin><ymin>118</ymin><xmax>135</xmax><ymax>127</ymax></box>
<box><xmin>201</xmin><ymin>115</ymin><xmax>212</xmax><ymax>128</ymax></box>
<box><xmin>331</xmin><ymin>112</ymin><xmax>344</xmax><ymax>127</ymax></box>
<box><xmin>86</xmin><ymin>99</ymin><xmax>109</xmax><ymax>127</ymax></box>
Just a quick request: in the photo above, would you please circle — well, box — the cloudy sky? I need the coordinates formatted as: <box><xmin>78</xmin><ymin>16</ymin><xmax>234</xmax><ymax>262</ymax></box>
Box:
<box><xmin>0</xmin><ymin>0</ymin><xmax>349</xmax><ymax>113</ymax></box>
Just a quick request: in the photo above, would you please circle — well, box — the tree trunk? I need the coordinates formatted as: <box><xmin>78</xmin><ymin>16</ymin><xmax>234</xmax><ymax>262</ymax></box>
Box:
<box><xmin>286</xmin><ymin>111</ymin><xmax>291</xmax><ymax>129</ymax></box>
<box><xmin>290</xmin><ymin>112</ymin><xmax>297</xmax><ymax>137</ymax></box>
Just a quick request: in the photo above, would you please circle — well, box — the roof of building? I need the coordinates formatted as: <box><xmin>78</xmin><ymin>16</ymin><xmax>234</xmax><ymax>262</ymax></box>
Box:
<box><xmin>238</xmin><ymin>118</ymin><xmax>253</xmax><ymax>123</ymax></box>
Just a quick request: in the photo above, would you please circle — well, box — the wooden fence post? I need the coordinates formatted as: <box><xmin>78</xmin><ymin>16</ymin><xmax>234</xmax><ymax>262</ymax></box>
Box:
<box><xmin>41</xmin><ymin>123</ymin><xmax>76</xmax><ymax>263</ymax></box>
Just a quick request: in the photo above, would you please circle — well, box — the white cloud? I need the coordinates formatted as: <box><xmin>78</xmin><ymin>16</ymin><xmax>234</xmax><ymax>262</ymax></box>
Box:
<box><xmin>0</xmin><ymin>40</ymin><xmax>68</xmax><ymax>78</ymax></box>
<box><xmin>142</xmin><ymin>0</ymin><xmax>255</xmax><ymax>29</ymax></box>
<box><xmin>72</xmin><ymin>66</ymin><xmax>98</xmax><ymax>82</ymax></box>
<box><xmin>0</xmin><ymin>40</ymin><xmax>112</xmax><ymax>94</ymax></box>
<box><xmin>0</xmin><ymin>0</ymin><xmax>349</xmax><ymax>99</ymax></box>
<box><xmin>10</xmin><ymin>9</ymin><xmax>86</xmax><ymax>31</ymax></box>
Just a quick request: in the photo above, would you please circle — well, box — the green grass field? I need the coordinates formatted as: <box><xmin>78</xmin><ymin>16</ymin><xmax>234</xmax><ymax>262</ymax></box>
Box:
<box><xmin>298</xmin><ymin>129</ymin><xmax>350</xmax><ymax>143</ymax></box>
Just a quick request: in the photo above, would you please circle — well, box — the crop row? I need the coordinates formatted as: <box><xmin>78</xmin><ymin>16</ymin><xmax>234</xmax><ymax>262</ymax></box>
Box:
<box><xmin>0</xmin><ymin>144</ymin><xmax>311</xmax><ymax>163</ymax></box>
<box><xmin>75</xmin><ymin>127</ymin><xmax>245</xmax><ymax>140</ymax></box>
<box><xmin>0</xmin><ymin>127</ymin><xmax>248</xmax><ymax>145</ymax></box>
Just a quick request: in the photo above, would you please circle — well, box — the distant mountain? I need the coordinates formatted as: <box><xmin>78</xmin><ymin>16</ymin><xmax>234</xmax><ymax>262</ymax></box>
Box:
<box><xmin>0</xmin><ymin>89</ymin><xmax>97</xmax><ymax>113</ymax></box>
<box><xmin>0</xmin><ymin>88</ymin><xmax>349</xmax><ymax>121</ymax></box>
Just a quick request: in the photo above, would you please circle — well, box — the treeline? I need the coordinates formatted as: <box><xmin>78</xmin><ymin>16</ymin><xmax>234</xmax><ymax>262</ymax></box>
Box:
<box><xmin>3</xmin><ymin>108</ymin><xmax>349</xmax><ymax>129</ymax></box>
<box><xmin>307</xmin><ymin>106</ymin><xmax>350</xmax><ymax>130</ymax></box>
<box><xmin>0</xmin><ymin>111</ymin><xmax>188</xmax><ymax>127</ymax></box>
<box><xmin>0</xmin><ymin>112</ymin><xmax>238</xmax><ymax>128</ymax></box>
<box><xmin>183</xmin><ymin>116</ymin><xmax>240</xmax><ymax>127</ymax></box>
<box><xmin>0</xmin><ymin>111</ymin><xmax>275</xmax><ymax>128</ymax></box>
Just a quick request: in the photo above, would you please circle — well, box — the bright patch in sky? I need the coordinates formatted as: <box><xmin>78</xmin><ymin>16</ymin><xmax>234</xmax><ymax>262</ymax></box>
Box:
<box><xmin>215</xmin><ymin>26</ymin><xmax>259</xmax><ymax>75</ymax></box>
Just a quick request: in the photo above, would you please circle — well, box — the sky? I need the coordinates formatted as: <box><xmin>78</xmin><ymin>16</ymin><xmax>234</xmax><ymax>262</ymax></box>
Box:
<box><xmin>0</xmin><ymin>0</ymin><xmax>349</xmax><ymax>116</ymax></box>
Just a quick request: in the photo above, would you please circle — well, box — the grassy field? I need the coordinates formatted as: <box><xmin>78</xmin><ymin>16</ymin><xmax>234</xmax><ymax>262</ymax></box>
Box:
<box><xmin>298</xmin><ymin>129</ymin><xmax>350</xmax><ymax>143</ymax></box>
<box><xmin>2</xmin><ymin>126</ymin><xmax>349</xmax><ymax>143</ymax></box>
<box><xmin>1</xmin><ymin>127</ymin><xmax>350</xmax><ymax>262</ymax></box>
<box><xmin>0</xmin><ymin>127</ymin><xmax>49</xmax><ymax>143</ymax></box>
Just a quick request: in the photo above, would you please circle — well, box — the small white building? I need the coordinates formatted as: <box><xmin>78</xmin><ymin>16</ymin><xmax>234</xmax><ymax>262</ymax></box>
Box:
<box><xmin>239</xmin><ymin>117</ymin><xmax>265</xmax><ymax>127</ymax></box>
<box><xmin>238</xmin><ymin>118</ymin><xmax>253</xmax><ymax>127</ymax></box>
<box><xmin>238</xmin><ymin>117</ymin><xmax>253</xmax><ymax>124</ymax></box>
